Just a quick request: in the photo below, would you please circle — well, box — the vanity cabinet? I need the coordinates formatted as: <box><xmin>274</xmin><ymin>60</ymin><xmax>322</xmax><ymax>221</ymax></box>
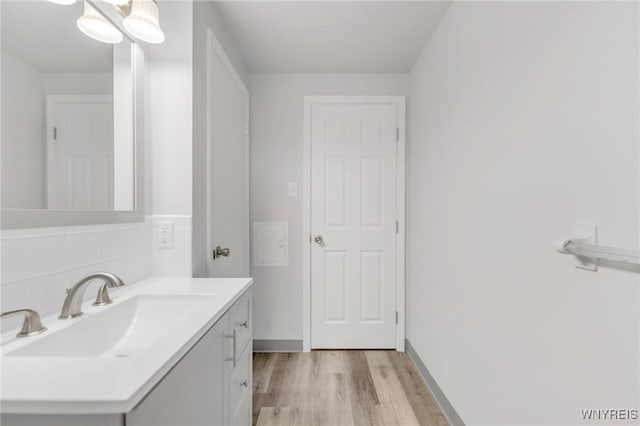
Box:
<box><xmin>2</xmin><ymin>288</ymin><xmax>253</xmax><ymax>426</ymax></box>
<box><xmin>126</xmin><ymin>311</ymin><xmax>230</xmax><ymax>425</ymax></box>
<box><xmin>128</xmin><ymin>288</ymin><xmax>253</xmax><ymax>426</ymax></box>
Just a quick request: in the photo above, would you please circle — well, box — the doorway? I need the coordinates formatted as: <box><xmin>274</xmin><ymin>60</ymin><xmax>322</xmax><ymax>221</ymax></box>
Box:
<box><xmin>303</xmin><ymin>96</ymin><xmax>406</xmax><ymax>351</ymax></box>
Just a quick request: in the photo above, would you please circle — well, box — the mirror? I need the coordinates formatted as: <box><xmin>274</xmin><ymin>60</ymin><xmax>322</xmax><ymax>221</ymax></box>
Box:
<box><xmin>1</xmin><ymin>0</ymin><xmax>135</xmax><ymax>212</ymax></box>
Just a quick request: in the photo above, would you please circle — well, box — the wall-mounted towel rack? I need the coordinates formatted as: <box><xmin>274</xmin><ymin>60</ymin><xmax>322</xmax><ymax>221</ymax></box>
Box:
<box><xmin>556</xmin><ymin>239</ymin><xmax>640</xmax><ymax>264</ymax></box>
<box><xmin>557</xmin><ymin>222</ymin><xmax>639</xmax><ymax>271</ymax></box>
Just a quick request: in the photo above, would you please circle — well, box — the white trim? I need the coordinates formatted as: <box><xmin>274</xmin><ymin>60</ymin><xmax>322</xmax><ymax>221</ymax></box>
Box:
<box><xmin>302</xmin><ymin>95</ymin><xmax>407</xmax><ymax>352</ymax></box>
<box><xmin>396</xmin><ymin>98</ymin><xmax>407</xmax><ymax>352</ymax></box>
<box><xmin>205</xmin><ymin>29</ymin><xmax>251</xmax><ymax>277</ymax></box>
<box><xmin>302</xmin><ymin>99</ymin><xmax>312</xmax><ymax>352</ymax></box>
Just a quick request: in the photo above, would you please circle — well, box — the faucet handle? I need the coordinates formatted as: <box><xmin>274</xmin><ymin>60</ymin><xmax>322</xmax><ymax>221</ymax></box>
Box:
<box><xmin>1</xmin><ymin>309</ymin><xmax>47</xmax><ymax>338</ymax></box>
<box><xmin>93</xmin><ymin>283</ymin><xmax>113</xmax><ymax>306</ymax></box>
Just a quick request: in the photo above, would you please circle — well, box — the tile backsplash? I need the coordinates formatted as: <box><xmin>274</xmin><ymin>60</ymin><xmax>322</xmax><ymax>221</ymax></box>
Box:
<box><xmin>1</xmin><ymin>220</ymin><xmax>151</xmax><ymax>331</ymax></box>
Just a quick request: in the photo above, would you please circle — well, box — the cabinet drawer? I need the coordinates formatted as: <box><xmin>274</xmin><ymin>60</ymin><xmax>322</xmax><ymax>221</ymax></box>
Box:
<box><xmin>230</xmin><ymin>289</ymin><xmax>252</xmax><ymax>356</ymax></box>
<box><xmin>229</xmin><ymin>343</ymin><xmax>252</xmax><ymax>426</ymax></box>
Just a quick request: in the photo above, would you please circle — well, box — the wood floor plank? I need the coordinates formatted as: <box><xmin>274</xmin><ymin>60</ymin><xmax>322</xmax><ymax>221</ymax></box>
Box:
<box><xmin>365</xmin><ymin>351</ymin><xmax>422</xmax><ymax>426</ymax></box>
<box><xmin>344</xmin><ymin>351</ymin><xmax>380</xmax><ymax>405</ymax></box>
<box><xmin>266</xmin><ymin>353</ymin><xmax>292</xmax><ymax>396</ymax></box>
<box><xmin>302</xmin><ymin>351</ymin><xmax>354</xmax><ymax>426</ymax></box>
<box><xmin>252</xmin><ymin>350</ymin><xmax>449</xmax><ymax>426</ymax></box>
<box><xmin>254</xmin><ymin>353</ymin><xmax>290</xmax><ymax>425</ymax></box>
<box><xmin>256</xmin><ymin>407</ymin><xmax>298</xmax><ymax>426</ymax></box>
<box><xmin>253</xmin><ymin>392</ymin><xmax>274</xmax><ymax>426</ymax></box>
<box><xmin>388</xmin><ymin>351</ymin><xmax>450</xmax><ymax>426</ymax></box>
<box><xmin>351</xmin><ymin>403</ymin><xmax>390</xmax><ymax>426</ymax></box>
<box><xmin>253</xmin><ymin>353</ymin><xmax>277</xmax><ymax>394</ymax></box>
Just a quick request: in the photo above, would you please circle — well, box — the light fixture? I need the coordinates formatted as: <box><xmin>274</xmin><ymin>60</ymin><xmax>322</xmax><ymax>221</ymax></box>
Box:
<box><xmin>123</xmin><ymin>0</ymin><xmax>165</xmax><ymax>44</ymax></box>
<box><xmin>47</xmin><ymin>0</ymin><xmax>77</xmax><ymax>5</ymax></box>
<box><xmin>101</xmin><ymin>0</ymin><xmax>130</xmax><ymax>5</ymax></box>
<box><xmin>77</xmin><ymin>1</ymin><xmax>124</xmax><ymax>44</ymax></box>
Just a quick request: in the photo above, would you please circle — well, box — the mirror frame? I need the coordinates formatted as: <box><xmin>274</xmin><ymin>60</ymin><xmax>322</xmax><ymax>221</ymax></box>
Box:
<box><xmin>1</xmin><ymin>1</ymin><xmax>145</xmax><ymax>229</ymax></box>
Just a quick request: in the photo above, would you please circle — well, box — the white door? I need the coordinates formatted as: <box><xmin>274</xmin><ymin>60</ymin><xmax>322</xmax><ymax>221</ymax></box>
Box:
<box><xmin>46</xmin><ymin>95</ymin><xmax>114</xmax><ymax>210</ymax></box>
<box><xmin>207</xmin><ymin>31</ymin><xmax>250</xmax><ymax>278</ymax></box>
<box><xmin>310</xmin><ymin>101</ymin><xmax>400</xmax><ymax>349</ymax></box>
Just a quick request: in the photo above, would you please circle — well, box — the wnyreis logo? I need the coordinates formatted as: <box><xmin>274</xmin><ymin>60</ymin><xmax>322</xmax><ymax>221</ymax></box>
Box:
<box><xmin>581</xmin><ymin>409</ymin><xmax>639</xmax><ymax>421</ymax></box>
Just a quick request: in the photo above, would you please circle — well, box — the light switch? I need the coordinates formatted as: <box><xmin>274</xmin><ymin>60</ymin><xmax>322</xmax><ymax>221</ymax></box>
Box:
<box><xmin>288</xmin><ymin>182</ymin><xmax>297</xmax><ymax>197</ymax></box>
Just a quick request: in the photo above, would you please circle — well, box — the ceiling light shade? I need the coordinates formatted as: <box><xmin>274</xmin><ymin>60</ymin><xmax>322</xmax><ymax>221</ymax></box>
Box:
<box><xmin>123</xmin><ymin>0</ymin><xmax>165</xmax><ymax>44</ymax></box>
<box><xmin>101</xmin><ymin>0</ymin><xmax>130</xmax><ymax>5</ymax></box>
<box><xmin>77</xmin><ymin>1</ymin><xmax>123</xmax><ymax>44</ymax></box>
<box><xmin>47</xmin><ymin>0</ymin><xmax>77</xmax><ymax>4</ymax></box>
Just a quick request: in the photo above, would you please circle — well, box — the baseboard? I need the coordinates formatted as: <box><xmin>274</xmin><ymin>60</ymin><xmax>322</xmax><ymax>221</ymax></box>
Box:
<box><xmin>405</xmin><ymin>339</ymin><xmax>465</xmax><ymax>426</ymax></box>
<box><xmin>253</xmin><ymin>339</ymin><xmax>303</xmax><ymax>352</ymax></box>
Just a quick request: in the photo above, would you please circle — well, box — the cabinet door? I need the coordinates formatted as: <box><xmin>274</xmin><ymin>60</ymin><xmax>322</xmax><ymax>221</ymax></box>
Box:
<box><xmin>230</xmin><ymin>289</ymin><xmax>252</xmax><ymax>357</ymax></box>
<box><xmin>229</xmin><ymin>342</ymin><xmax>252</xmax><ymax>426</ymax></box>
<box><xmin>126</xmin><ymin>312</ymin><xmax>230</xmax><ymax>426</ymax></box>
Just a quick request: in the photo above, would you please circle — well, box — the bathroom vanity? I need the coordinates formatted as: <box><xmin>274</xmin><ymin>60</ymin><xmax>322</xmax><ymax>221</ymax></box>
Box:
<box><xmin>0</xmin><ymin>277</ymin><xmax>253</xmax><ymax>426</ymax></box>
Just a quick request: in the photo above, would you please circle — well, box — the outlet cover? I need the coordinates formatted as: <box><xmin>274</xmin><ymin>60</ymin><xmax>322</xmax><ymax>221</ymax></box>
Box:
<box><xmin>158</xmin><ymin>221</ymin><xmax>174</xmax><ymax>249</ymax></box>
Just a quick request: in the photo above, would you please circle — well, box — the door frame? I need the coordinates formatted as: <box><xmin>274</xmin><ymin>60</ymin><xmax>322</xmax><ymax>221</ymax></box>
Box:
<box><xmin>302</xmin><ymin>95</ymin><xmax>406</xmax><ymax>352</ymax></box>
<box><xmin>205</xmin><ymin>28</ymin><xmax>251</xmax><ymax>276</ymax></box>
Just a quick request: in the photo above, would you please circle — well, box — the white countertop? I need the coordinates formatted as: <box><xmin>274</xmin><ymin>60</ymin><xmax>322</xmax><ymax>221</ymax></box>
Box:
<box><xmin>0</xmin><ymin>276</ymin><xmax>253</xmax><ymax>415</ymax></box>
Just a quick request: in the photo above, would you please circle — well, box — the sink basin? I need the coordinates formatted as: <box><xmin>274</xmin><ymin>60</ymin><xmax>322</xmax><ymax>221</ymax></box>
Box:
<box><xmin>7</xmin><ymin>294</ymin><xmax>216</xmax><ymax>358</ymax></box>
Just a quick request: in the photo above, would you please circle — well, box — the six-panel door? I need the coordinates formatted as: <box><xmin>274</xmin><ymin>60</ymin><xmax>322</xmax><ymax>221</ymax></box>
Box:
<box><xmin>310</xmin><ymin>103</ymin><xmax>398</xmax><ymax>349</ymax></box>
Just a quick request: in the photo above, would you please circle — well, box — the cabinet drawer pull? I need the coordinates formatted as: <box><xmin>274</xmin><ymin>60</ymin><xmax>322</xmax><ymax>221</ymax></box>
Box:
<box><xmin>224</xmin><ymin>328</ymin><xmax>237</xmax><ymax>367</ymax></box>
<box><xmin>240</xmin><ymin>320</ymin><xmax>248</xmax><ymax>328</ymax></box>
<box><xmin>240</xmin><ymin>380</ymin><xmax>249</xmax><ymax>388</ymax></box>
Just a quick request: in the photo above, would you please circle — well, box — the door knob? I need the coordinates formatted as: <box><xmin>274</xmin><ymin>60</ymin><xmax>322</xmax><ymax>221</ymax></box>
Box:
<box><xmin>314</xmin><ymin>235</ymin><xmax>324</xmax><ymax>245</ymax></box>
<box><xmin>213</xmin><ymin>246</ymin><xmax>230</xmax><ymax>259</ymax></box>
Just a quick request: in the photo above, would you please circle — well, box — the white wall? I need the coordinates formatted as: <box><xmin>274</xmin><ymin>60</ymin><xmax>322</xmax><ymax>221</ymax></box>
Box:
<box><xmin>43</xmin><ymin>73</ymin><xmax>112</xmax><ymax>95</ymax></box>
<box><xmin>407</xmin><ymin>2</ymin><xmax>639</xmax><ymax>425</ymax></box>
<box><xmin>147</xmin><ymin>0</ymin><xmax>193</xmax><ymax>217</ymax></box>
<box><xmin>146</xmin><ymin>0</ymin><xmax>194</xmax><ymax>276</ymax></box>
<box><xmin>1</xmin><ymin>52</ymin><xmax>46</xmax><ymax>209</ymax></box>
<box><xmin>192</xmin><ymin>1</ymin><xmax>249</xmax><ymax>277</ymax></box>
<box><xmin>249</xmin><ymin>73</ymin><xmax>409</xmax><ymax>341</ymax></box>
<box><xmin>113</xmin><ymin>42</ymin><xmax>134</xmax><ymax>211</ymax></box>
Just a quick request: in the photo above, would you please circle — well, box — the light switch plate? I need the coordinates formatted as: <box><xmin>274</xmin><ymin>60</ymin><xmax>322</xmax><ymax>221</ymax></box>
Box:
<box><xmin>288</xmin><ymin>182</ymin><xmax>297</xmax><ymax>197</ymax></box>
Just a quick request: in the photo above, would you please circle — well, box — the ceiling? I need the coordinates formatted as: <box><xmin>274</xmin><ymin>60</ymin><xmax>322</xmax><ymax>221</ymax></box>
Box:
<box><xmin>215</xmin><ymin>1</ymin><xmax>452</xmax><ymax>74</ymax></box>
<box><xmin>1</xmin><ymin>0</ymin><xmax>113</xmax><ymax>73</ymax></box>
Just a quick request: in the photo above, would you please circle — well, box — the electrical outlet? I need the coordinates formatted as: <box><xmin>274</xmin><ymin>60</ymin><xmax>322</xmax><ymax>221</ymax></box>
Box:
<box><xmin>158</xmin><ymin>221</ymin><xmax>174</xmax><ymax>249</ymax></box>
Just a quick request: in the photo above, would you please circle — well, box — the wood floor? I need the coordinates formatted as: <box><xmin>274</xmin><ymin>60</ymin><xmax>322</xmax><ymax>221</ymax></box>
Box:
<box><xmin>253</xmin><ymin>351</ymin><xmax>449</xmax><ymax>426</ymax></box>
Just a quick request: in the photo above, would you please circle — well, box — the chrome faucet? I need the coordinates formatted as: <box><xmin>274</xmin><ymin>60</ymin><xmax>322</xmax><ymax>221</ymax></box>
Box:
<box><xmin>1</xmin><ymin>309</ymin><xmax>47</xmax><ymax>337</ymax></box>
<box><xmin>59</xmin><ymin>272</ymin><xmax>125</xmax><ymax>319</ymax></box>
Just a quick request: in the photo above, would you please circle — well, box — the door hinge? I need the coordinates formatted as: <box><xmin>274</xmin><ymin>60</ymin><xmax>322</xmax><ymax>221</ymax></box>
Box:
<box><xmin>53</xmin><ymin>127</ymin><xmax>57</xmax><ymax>141</ymax></box>
<box><xmin>396</xmin><ymin>220</ymin><xmax>399</xmax><ymax>234</ymax></box>
<box><xmin>396</xmin><ymin>127</ymin><xmax>399</xmax><ymax>142</ymax></box>
<box><xmin>395</xmin><ymin>311</ymin><xmax>399</xmax><ymax>324</ymax></box>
